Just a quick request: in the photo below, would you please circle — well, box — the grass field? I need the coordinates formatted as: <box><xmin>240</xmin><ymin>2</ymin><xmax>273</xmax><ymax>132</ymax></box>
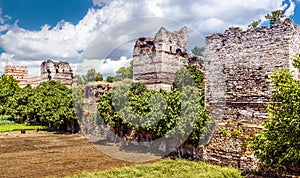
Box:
<box><xmin>0</xmin><ymin>124</ymin><xmax>47</xmax><ymax>132</ymax></box>
<box><xmin>71</xmin><ymin>159</ymin><xmax>243</xmax><ymax>178</ymax></box>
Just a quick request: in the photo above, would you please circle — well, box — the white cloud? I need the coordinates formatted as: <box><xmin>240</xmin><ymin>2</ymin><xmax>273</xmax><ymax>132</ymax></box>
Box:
<box><xmin>75</xmin><ymin>56</ymin><xmax>131</xmax><ymax>77</ymax></box>
<box><xmin>0</xmin><ymin>0</ymin><xmax>296</xmax><ymax>76</ymax></box>
<box><xmin>285</xmin><ymin>0</ymin><xmax>296</xmax><ymax>17</ymax></box>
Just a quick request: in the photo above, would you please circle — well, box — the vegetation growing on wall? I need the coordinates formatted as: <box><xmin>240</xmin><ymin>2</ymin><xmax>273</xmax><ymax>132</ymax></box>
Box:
<box><xmin>251</xmin><ymin>54</ymin><xmax>300</xmax><ymax>170</ymax></box>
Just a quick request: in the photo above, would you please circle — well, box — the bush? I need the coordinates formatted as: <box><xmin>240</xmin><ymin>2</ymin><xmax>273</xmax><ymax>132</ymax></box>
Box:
<box><xmin>250</xmin><ymin>68</ymin><xmax>300</xmax><ymax>169</ymax></box>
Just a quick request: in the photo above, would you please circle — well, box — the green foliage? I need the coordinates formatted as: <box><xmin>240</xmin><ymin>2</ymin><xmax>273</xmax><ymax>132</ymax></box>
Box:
<box><xmin>98</xmin><ymin>82</ymin><xmax>211</xmax><ymax>147</ymax></box>
<box><xmin>174</xmin><ymin>68</ymin><xmax>195</xmax><ymax>91</ymax></box>
<box><xmin>0</xmin><ymin>115</ymin><xmax>15</xmax><ymax>125</ymax></box>
<box><xmin>191</xmin><ymin>45</ymin><xmax>205</xmax><ymax>57</ymax></box>
<box><xmin>71</xmin><ymin>159</ymin><xmax>242</xmax><ymax>178</ymax></box>
<box><xmin>115</xmin><ymin>61</ymin><xmax>133</xmax><ymax>81</ymax></box>
<box><xmin>83</xmin><ymin>68</ymin><xmax>103</xmax><ymax>82</ymax></box>
<box><xmin>292</xmin><ymin>53</ymin><xmax>300</xmax><ymax>69</ymax></box>
<box><xmin>106</xmin><ymin>76</ymin><xmax>115</xmax><ymax>83</ymax></box>
<box><xmin>0</xmin><ymin>75</ymin><xmax>20</xmax><ymax>114</ymax></box>
<box><xmin>174</xmin><ymin>65</ymin><xmax>204</xmax><ymax>92</ymax></box>
<box><xmin>218</xmin><ymin>126</ymin><xmax>231</xmax><ymax>137</ymax></box>
<box><xmin>75</xmin><ymin>74</ymin><xmax>84</xmax><ymax>85</ymax></box>
<box><xmin>247</xmin><ymin>19</ymin><xmax>262</xmax><ymax>29</ymax></box>
<box><xmin>265</xmin><ymin>10</ymin><xmax>285</xmax><ymax>26</ymax></box>
<box><xmin>251</xmin><ymin>68</ymin><xmax>300</xmax><ymax>169</ymax></box>
<box><xmin>5</xmin><ymin>85</ymin><xmax>34</xmax><ymax>122</ymax></box>
<box><xmin>31</xmin><ymin>80</ymin><xmax>77</xmax><ymax>127</ymax></box>
<box><xmin>0</xmin><ymin>124</ymin><xmax>46</xmax><ymax>132</ymax></box>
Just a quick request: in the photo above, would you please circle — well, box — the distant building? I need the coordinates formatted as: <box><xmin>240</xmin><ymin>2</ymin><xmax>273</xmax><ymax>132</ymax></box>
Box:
<box><xmin>3</xmin><ymin>60</ymin><xmax>75</xmax><ymax>88</ymax></box>
<box><xmin>40</xmin><ymin>60</ymin><xmax>75</xmax><ymax>88</ymax></box>
<box><xmin>4</xmin><ymin>66</ymin><xmax>29</xmax><ymax>86</ymax></box>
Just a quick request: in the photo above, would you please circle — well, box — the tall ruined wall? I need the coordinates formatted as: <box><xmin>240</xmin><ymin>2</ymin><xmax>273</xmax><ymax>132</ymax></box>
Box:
<box><xmin>205</xmin><ymin>18</ymin><xmax>300</xmax><ymax>124</ymax></box>
<box><xmin>204</xmin><ymin>18</ymin><xmax>300</xmax><ymax>169</ymax></box>
<box><xmin>41</xmin><ymin>60</ymin><xmax>74</xmax><ymax>88</ymax></box>
<box><xmin>133</xmin><ymin>27</ymin><xmax>188</xmax><ymax>91</ymax></box>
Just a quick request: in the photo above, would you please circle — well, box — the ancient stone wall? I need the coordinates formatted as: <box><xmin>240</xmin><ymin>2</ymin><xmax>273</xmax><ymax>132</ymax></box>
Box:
<box><xmin>205</xmin><ymin>18</ymin><xmax>300</xmax><ymax>124</ymax></box>
<box><xmin>204</xmin><ymin>18</ymin><xmax>300</xmax><ymax>170</ymax></box>
<box><xmin>133</xmin><ymin>27</ymin><xmax>188</xmax><ymax>91</ymax></box>
<box><xmin>80</xmin><ymin>83</ymin><xmax>113</xmax><ymax>136</ymax></box>
<box><xmin>4</xmin><ymin>65</ymin><xmax>28</xmax><ymax>85</ymax></box>
<box><xmin>41</xmin><ymin>60</ymin><xmax>75</xmax><ymax>88</ymax></box>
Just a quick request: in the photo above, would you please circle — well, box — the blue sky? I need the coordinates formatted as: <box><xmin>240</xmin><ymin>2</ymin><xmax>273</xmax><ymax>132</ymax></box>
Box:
<box><xmin>0</xmin><ymin>0</ymin><xmax>299</xmax><ymax>76</ymax></box>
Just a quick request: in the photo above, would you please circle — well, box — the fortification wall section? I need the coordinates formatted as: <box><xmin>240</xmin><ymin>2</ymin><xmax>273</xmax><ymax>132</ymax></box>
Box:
<box><xmin>41</xmin><ymin>60</ymin><xmax>74</xmax><ymax>88</ymax></box>
<box><xmin>204</xmin><ymin>18</ymin><xmax>300</xmax><ymax>170</ymax></box>
<box><xmin>4</xmin><ymin>65</ymin><xmax>28</xmax><ymax>82</ymax></box>
<box><xmin>133</xmin><ymin>27</ymin><xmax>188</xmax><ymax>91</ymax></box>
<box><xmin>205</xmin><ymin>18</ymin><xmax>300</xmax><ymax>124</ymax></box>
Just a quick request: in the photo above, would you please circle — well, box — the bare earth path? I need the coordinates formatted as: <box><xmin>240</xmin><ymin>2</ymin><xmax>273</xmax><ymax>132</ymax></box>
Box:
<box><xmin>0</xmin><ymin>131</ymin><xmax>136</xmax><ymax>178</ymax></box>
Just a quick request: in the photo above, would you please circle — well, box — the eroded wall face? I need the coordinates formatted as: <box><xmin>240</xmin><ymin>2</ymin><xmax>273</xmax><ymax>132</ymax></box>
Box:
<box><xmin>133</xmin><ymin>27</ymin><xmax>188</xmax><ymax>91</ymax></box>
<box><xmin>204</xmin><ymin>19</ymin><xmax>300</xmax><ymax>169</ymax></box>
<box><xmin>205</xmin><ymin>19</ymin><xmax>300</xmax><ymax>124</ymax></box>
<box><xmin>41</xmin><ymin>60</ymin><xmax>74</xmax><ymax>88</ymax></box>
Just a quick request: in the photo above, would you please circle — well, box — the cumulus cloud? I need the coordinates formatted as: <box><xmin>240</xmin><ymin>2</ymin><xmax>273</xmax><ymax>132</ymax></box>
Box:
<box><xmin>75</xmin><ymin>56</ymin><xmax>131</xmax><ymax>77</ymax></box>
<box><xmin>0</xmin><ymin>0</ymin><xmax>296</xmax><ymax>76</ymax></box>
<box><xmin>285</xmin><ymin>0</ymin><xmax>296</xmax><ymax>16</ymax></box>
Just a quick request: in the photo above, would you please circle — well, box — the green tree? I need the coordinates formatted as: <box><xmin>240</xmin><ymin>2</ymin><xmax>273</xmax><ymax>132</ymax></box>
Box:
<box><xmin>191</xmin><ymin>46</ymin><xmax>205</xmax><ymax>57</ymax></box>
<box><xmin>265</xmin><ymin>10</ymin><xmax>285</xmax><ymax>26</ymax></box>
<box><xmin>31</xmin><ymin>80</ymin><xmax>77</xmax><ymax>128</ymax></box>
<box><xmin>174</xmin><ymin>65</ymin><xmax>204</xmax><ymax>91</ymax></box>
<box><xmin>83</xmin><ymin>69</ymin><xmax>103</xmax><ymax>82</ymax></box>
<box><xmin>247</xmin><ymin>19</ymin><xmax>262</xmax><ymax>29</ymax></box>
<box><xmin>174</xmin><ymin>68</ymin><xmax>195</xmax><ymax>91</ymax></box>
<box><xmin>5</xmin><ymin>85</ymin><xmax>34</xmax><ymax>122</ymax></box>
<box><xmin>75</xmin><ymin>74</ymin><xmax>85</xmax><ymax>85</ymax></box>
<box><xmin>251</xmin><ymin>55</ymin><xmax>300</xmax><ymax>169</ymax></box>
<box><xmin>106</xmin><ymin>76</ymin><xmax>115</xmax><ymax>83</ymax></box>
<box><xmin>115</xmin><ymin>61</ymin><xmax>133</xmax><ymax>81</ymax></box>
<box><xmin>96</xmin><ymin>73</ymin><xmax>103</xmax><ymax>81</ymax></box>
<box><xmin>0</xmin><ymin>75</ymin><xmax>20</xmax><ymax>114</ymax></box>
<box><xmin>98</xmin><ymin>82</ymin><xmax>211</xmax><ymax>148</ymax></box>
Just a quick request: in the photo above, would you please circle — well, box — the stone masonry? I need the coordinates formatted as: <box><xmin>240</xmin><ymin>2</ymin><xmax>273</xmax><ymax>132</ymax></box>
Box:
<box><xmin>4</xmin><ymin>65</ymin><xmax>28</xmax><ymax>86</ymax></box>
<box><xmin>41</xmin><ymin>60</ymin><xmax>75</xmax><ymax>88</ymax></box>
<box><xmin>204</xmin><ymin>18</ymin><xmax>300</xmax><ymax>169</ymax></box>
<box><xmin>205</xmin><ymin>18</ymin><xmax>300</xmax><ymax>124</ymax></box>
<box><xmin>4</xmin><ymin>60</ymin><xmax>75</xmax><ymax>88</ymax></box>
<box><xmin>133</xmin><ymin>27</ymin><xmax>189</xmax><ymax>91</ymax></box>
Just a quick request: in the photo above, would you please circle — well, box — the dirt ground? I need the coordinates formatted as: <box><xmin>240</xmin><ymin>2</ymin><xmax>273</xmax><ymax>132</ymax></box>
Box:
<box><xmin>0</xmin><ymin>131</ymin><xmax>139</xmax><ymax>178</ymax></box>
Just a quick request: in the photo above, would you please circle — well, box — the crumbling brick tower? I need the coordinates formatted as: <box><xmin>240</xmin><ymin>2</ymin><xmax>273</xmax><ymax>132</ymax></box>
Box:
<box><xmin>41</xmin><ymin>60</ymin><xmax>74</xmax><ymax>88</ymax></box>
<box><xmin>133</xmin><ymin>27</ymin><xmax>188</xmax><ymax>91</ymax></box>
<box><xmin>4</xmin><ymin>65</ymin><xmax>28</xmax><ymax>83</ymax></box>
<box><xmin>204</xmin><ymin>18</ymin><xmax>300</xmax><ymax>169</ymax></box>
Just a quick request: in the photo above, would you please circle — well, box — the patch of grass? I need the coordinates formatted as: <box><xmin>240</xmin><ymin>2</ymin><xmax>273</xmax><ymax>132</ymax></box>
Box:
<box><xmin>70</xmin><ymin>159</ymin><xmax>242</xmax><ymax>178</ymax></box>
<box><xmin>0</xmin><ymin>124</ymin><xmax>47</xmax><ymax>132</ymax></box>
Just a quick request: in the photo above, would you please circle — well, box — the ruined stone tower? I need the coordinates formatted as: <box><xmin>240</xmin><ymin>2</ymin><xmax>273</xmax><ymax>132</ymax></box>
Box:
<box><xmin>204</xmin><ymin>18</ymin><xmax>300</xmax><ymax>169</ymax></box>
<box><xmin>133</xmin><ymin>27</ymin><xmax>188</xmax><ymax>90</ymax></box>
<box><xmin>41</xmin><ymin>60</ymin><xmax>74</xmax><ymax>88</ymax></box>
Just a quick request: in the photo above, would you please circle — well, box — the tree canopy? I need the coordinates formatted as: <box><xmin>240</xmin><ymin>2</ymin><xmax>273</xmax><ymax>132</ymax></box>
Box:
<box><xmin>191</xmin><ymin>46</ymin><xmax>205</xmax><ymax>57</ymax></box>
<box><xmin>115</xmin><ymin>61</ymin><xmax>133</xmax><ymax>81</ymax></box>
<box><xmin>265</xmin><ymin>10</ymin><xmax>285</xmax><ymax>26</ymax></box>
<box><xmin>0</xmin><ymin>75</ymin><xmax>82</xmax><ymax>130</ymax></box>
<box><xmin>98</xmin><ymin>66</ymin><xmax>211</xmax><ymax>148</ymax></box>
